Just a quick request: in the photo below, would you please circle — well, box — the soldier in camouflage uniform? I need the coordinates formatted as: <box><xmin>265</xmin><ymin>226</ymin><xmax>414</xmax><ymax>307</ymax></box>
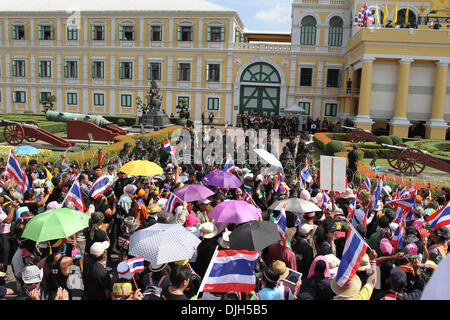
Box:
<box><xmin>129</xmin><ymin>139</ymin><xmax>148</xmax><ymax>161</ymax></box>
<box><xmin>118</xmin><ymin>142</ymin><xmax>131</xmax><ymax>167</ymax></box>
<box><xmin>147</xmin><ymin>138</ymin><xmax>161</xmax><ymax>164</ymax></box>
<box><xmin>282</xmin><ymin>152</ymin><xmax>296</xmax><ymax>180</ymax></box>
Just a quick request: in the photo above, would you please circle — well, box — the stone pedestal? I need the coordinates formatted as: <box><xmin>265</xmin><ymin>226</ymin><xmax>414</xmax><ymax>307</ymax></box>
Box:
<box><xmin>134</xmin><ymin>110</ymin><xmax>172</xmax><ymax>130</ymax></box>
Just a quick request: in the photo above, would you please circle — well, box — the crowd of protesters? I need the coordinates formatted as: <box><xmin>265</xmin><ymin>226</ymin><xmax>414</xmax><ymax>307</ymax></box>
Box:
<box><xmin>0</xmin><ymin>123</ymin><xmax>449</xmax><ymax>301</ymax></box>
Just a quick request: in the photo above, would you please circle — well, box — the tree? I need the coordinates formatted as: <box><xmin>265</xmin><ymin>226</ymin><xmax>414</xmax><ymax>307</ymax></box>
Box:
<box><xmin>176</xmin><ymin>99</ymin><xmax>189</xmax><ymax>119</ymax></box>
<box><xmin>41</xmin><ymin>95</ymin><xmax>57</xmax><ymax>113</ymax></box>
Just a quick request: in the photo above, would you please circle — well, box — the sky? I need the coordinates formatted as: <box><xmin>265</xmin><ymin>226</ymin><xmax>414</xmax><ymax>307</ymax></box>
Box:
<box><xmin>208</xmin><ymin>0</ymin><xmax>293</xmax><ymax>32</ymax></box>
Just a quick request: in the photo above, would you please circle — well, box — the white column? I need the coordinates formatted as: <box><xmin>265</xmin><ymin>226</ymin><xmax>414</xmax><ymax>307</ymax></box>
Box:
<box><xmin>5</xmin><ymin>53</ymin><xmax>10</xmax><ymax>81</ymax></box>
<box><xmin>225</xmin><ymin>92</ymin><xmax>232</xmax><ymax>125</ymax></box>
<box><xmin>110</xmin><ymin>54</ymin><xmax>116</xmax><ymax>86</ymax></box>
<box><xmin>31</xmin><ymin>88</ymin><xmax>37</xmax><ymax>113</ymax></box>
<box><xmin>226</xmin><ymin>52</ymin><xmax>233</xmax><ymax>91</ymax></box>
<box><xmin>138</xmin><ymin>55</ymin><xmax>144</xmax><ymax>86</ymax></box>
<box><xmin>30</xmin><ymin>54</ymin><xmax>36</xmax><ymax>80</ymax></box>
<box><xmin>195</xmin><ymin>56</ymin><xmax>203</xmax><ymax>121</ymax></box>
<box><xmin>315</xmin><ymin>60</ymin><xmax>324</xmax><ymax>119</ymax></box>
<box><xmin>5</xmin><ymin>87</ymin><xmax>11</xmax><ymax>113</ymax></box>
<box><xmin>110</xmin><ymin>88</ymin><xmax>116</xmax><ymax>115</ymax></box>
<box><xmin>228</xmin><ymin>18</ymin><xmax>234</xmax><ymax>43</ymax></box>
<box><xmin>57</xmin><ymin>17</ymin><xmax>61</xmax><ymax>43</ymax></box>
<box><xmin>139</xmin><ymin>18</ymin><xmax>144</xmax><ymax>46</ymax></box>
<box><xmin>289</xmin><ymin>55</ymin><xmax>297</xmax><ymax>93</ymax></box>
<box><xmin>57</xmin><ymin>87</ymin><xmax>62</xmax><ymax>111</ymax></box>
<box><xmin>83</xmin><ymin>18</ymin><xmax>88</xmax><ymax>45</ymax></box>
<box><xmin>83</xmin><ymin>54</ymin><xmax>88</xmax><ymax>83</ymax></box>
<box><xmin>166</xmin><ymin>55</ymin><xmax>173</xmax><ymax>115</ymax></box>
<box><xmin>111</xmin><ymin>19</ymin><xmax>116</xmax><ymax>45</ymax></box>
<box><xmin>83</xmin><ymin>88</ymin><xmax>89</xmax><ymax>114</ymax></box>
<box><xmin>168</xmin><ymin>18</ymin><xmax>174</xmax><ymax>46</ymax></box>
<box><xmin>198</xmin><ymin>18</ymin><xmax>203</xmax><ymax>47</ymax></box>
<box><xmin>30</xmin><ymin>18</ymin><xmax>35</xmax><ymax>42</ymax></box>
<box><xmin>56</xmin><ymin>54</ymin><xmax>62</xmax><ymax>82</ymax></box>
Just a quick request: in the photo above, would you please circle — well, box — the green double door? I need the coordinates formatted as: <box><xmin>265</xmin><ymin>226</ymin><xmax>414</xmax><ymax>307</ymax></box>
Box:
<box><xmin>239</xmin><ymin>85</ymin><xmax>280</xmax><ymax>116</ymax></box>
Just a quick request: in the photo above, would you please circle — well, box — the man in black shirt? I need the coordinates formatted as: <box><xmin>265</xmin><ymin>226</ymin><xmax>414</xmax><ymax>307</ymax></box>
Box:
<box><xmin>83</xmin><ymin>241</ymin><xmax>111</xmax><ymax>300</ymax></box>
<box><xmin>82</xmin><ymin>162</ymin><xmax>96</xmax><ymax>182</ymax></box>
<box><xmin>161</xmin><ymin>265</ymin><xmax>191</xmax><ymax>300</ymax></box>
<box><xmin>113</xmin><ymin>171</ymin><xmax>133</xmax><ymax>199</ymax></box>
<box><xmin>347</xmin><ymin>145</ymin><xmax>359</xmax><ymax>183</ymax></box>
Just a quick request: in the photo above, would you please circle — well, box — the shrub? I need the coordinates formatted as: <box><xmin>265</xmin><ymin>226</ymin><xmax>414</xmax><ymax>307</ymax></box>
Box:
<box><xmin>117</xmin><ymin>119</ymin><xmax>126</xmax><ymax>127</ymax></box>
<box><xmin>389</xmin><ymin>135</ymin><xmax>402</xmax><ymax>145</ymax></box>
<box><xmin>325</xmin><ymin>140</ymin><xmax>347</xmax><ymax>155</ymax></box>
<box><xmin>376</xmin><ymin>135</ymin><xmax>393</xmax><ymax>146</ymax></box>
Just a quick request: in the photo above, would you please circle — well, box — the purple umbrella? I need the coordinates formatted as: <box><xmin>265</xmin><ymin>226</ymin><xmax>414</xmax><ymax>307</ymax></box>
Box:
<box><xmin>173</xmin><ymin>184</ymin><xmax>215</xmax><ymax>203</ymax></box>
<box><xmin>208</xmin><ymin>200</ymin><xmax>261</xmax><ymax>224</ymax></box>
<box><xmin>202</xmin><ymin>170</ymin><xmax>243</xmax><ymax>189</ymax></box>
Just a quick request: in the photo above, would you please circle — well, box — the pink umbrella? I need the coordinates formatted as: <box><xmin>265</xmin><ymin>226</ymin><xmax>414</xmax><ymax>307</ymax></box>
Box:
<box><xmin>173</xmin><ymin>184</ymin><xmax>215</xmax><ymax>203</ymax></box>
<box><xmin>208</xmin><ymin>200</ymin><xmax>261</xmax><ymax>224</ymax></box>
<box><xmin>202</xmin><ymin>170</ymin><xmax>243</xmax><ymax>189</ymax></box>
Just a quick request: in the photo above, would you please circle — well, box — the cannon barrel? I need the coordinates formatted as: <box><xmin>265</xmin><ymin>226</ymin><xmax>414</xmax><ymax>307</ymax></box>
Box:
<box><xmin>381</xmin><ymin>143</ymin><xmax>408</xmax><ymax>150</ymax></box>
<box><xmin>46</xmin><ymin>111</ymin><xmax>112</xmax><ymax>127</ymax></box>
<box><xmin>342</xmin><ymin>125</ymin><xmax>372</xmax><ymax>134</ymax></box>
<box><xmin>0</xmin><ymin>119</ymin><xmax>40</xmax><ymax>129</ymax></box>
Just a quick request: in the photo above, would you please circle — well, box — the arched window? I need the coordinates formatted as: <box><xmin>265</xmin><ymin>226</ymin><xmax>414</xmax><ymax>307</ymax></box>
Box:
<box><xmin>397</xmin><ymin>9</ymin><xmax>416</xmax><ymax>26</ymax></box>
<box><xmin>328</xmin><ymin>16</ymin><xmax>343</xmax><ymax>47</ymax></box>
<box><xmin>240</xmin><ymin>62</ymin><xmax>281</xmax><ymax>84</ymax></box>
<box><xmin>300</xmin><ymin>16</ymin><xmax>316</xmax><ymax>46</ymax></box>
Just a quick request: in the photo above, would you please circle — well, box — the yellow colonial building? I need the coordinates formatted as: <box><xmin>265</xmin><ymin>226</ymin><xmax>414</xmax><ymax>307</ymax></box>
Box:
<box><xmin>0</xmin><ymin>0</ymin><xmax>448</xmax><ymax>139</ymax></box>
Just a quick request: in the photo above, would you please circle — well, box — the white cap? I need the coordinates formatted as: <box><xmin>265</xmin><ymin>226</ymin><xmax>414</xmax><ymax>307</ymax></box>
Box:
<box><xmin>90</xmin><ymin>241</ymin><xmax>110</xmax><ymax>258</ymax></box>
<box><xmin>157</xmin><ymin>198</ymin><xmax>168</xmax><ymax>209</ymax></box>
<box><xmin>256</xmin><ymin>174</ymin><xmax>264</xmax><ymax>182</ymax></box>
<box><xmin>116</xmin><ymin>261</ymin><xmax>132</xmax><ymax>280</ymax></box>
<box><xmin>298</xmin><ymin>223</ymin><xmax>314</xmax><ymax>237</ymax></box>
<box><xmin>199</xmin><ymin>198</ymin><xmax>211</xmax><ymax>204</ymax></box>
<box><xmin>243</xmin><ymin>173</ymin><xmax>254</xmax><ymax>180</ymax></box>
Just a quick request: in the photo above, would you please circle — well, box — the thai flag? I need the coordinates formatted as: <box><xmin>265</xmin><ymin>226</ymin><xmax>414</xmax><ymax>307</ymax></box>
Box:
<box><xmin>199</xmin><ymin>249</ymin><xmax>259</xmax><ymax>293</ymax></box>
<box><xmin>391</xmin><ymin>220</ymin><xmax>405</xmax><ymax>252</ymax></box>
<box><xmin>363</xmin><ymin>177</ymin><xmax>371</xmax><ymax>191</ymax></box>
<box><xmin>347</xmin><ymin>196</ymin><xmax>357</xmax><ymax>221</ymax></box>
<box><xmin>6</xmin><ymin>150</ymin><xmax>28</xmax><ymax>192</ymax></box>
<box><xmin>89</xmin><ymin>174</ymin><xmax>112</xmax><ymax>200</ymax></box>
<box><xmin>335</xmin><ymin>224</ymin><xmax>369</xmax><ymax>287</ymax></box>
<box><xmin>385</xmin><ymin>189</ymin><xmax>416</xmax><ymax>218</ymax></box>
<box><xmin>381</xmin><ymin>293</ymin><xmax>397</xmax><ymax>300</ymax></box>
<box><xmin>370</xmin><ymin>179</ymin><xmax>383</xmax><ymax>211</ymax></box>
<box><xmin>280</xmin><ymin>173</ymin><xmax>290</xmax><ymax>191</ymax></box>
<box><xmin>162</xmin><ymin>139</ymin><xmax>173</xmax><ymax>155</ymax></box>
<box><xmin>66</xmin><ymin>178</ymin><xmax>85</xmax><ymax>211</ymax></box>
<box><xmin>394</xmin><ymin>208</ymin><xmax>404</xmax><ymax>225</ymax></box>
<box><xmin>223</xmin><ymin>156</ymin><xmax>236</xmax><ymax>173</ymax></box>
<box><xmin>242</xmin><ymin>190</ymin><xmax>252</xmax><ymax>203</ymax></box>
<box><xmin>299</xmin><ymin>176</ymin><xmax>305</xmax><ymax>190</ymax></box>
<box><xmin>275</xmin><ymin>205</ymin><xmax>287</xmax><ymax>248</ymax></box>
<box><xmin>165</xmin><ymin>192</ymin><xmax>180</xmax><ymax>213</ymax></box>
<box><xmin>426</xmin><ymin>200</ymin><xmax>450</xmax><ymax>231</ymax></box>
<box><xmin>301</xmin><ymin>159</ymin><xmax>313</xmax><ymax>184</ymax></box>
<box><xmin>320</xmin><ymin>191</ymin><xmax>329</xmax><ymax>213</ymax></box>
<box><xmin>273</xmin><ymin>171</ymin><xmax>281</xmax><ymax>192</ymax></box>
<box><xmin>126</xmin><ymin>256</ymin><xmax>145</xmax><ymax>275</ymax></box>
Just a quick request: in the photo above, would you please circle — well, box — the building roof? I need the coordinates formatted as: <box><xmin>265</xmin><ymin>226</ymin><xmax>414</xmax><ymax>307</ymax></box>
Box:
<box><xmin>0</xmin><ymin>0</ymin><xmax>236</xmax><ymax>13</ymax></box>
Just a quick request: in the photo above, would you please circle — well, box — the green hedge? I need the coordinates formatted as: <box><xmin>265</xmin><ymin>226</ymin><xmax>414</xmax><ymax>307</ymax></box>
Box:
<box><xmin>389</xmin><ymin>135</ymin><xmax>402</xmax><ymax>145</ymax></box>
<box><xmin>313</xmin><ymin>136</ymin><xmax>327</xmax><ymax>151</ymax></box>
<box><xmin>376</xmin><ymin>135</ymin><xmax>393</xmax><ymax>145</ymax></box>
<box><xmin>362</xmin><ymin>148</ymin><xmax>389</xmax><ymax>159</ymax></box>
<box><xmin>325</xmin><ymin>141</ymin><xmax>347</xmax><ymax>155</ymax></box>
<box><xmin>103</xmin><ymin>116</ymin><xmax>138</xmax><ymax>127</ymax></box>
<box><xmin>326</xmin><ymin>133</ymin><xmax>347</xmax><ymax>141</ymax></box>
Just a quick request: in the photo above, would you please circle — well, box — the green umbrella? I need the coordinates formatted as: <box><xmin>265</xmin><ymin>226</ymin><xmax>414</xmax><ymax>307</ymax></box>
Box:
<box><xmin>22</xmin><ymin>208</ymin><xmax>90</xmax><ymax>243</ymax></box>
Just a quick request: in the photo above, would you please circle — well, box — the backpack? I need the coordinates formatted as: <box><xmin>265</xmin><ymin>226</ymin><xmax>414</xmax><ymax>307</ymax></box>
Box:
<box><xmin>66</xmin><ymin>265</ymin><xmax>84</xmax><ymax>300</ymax></box>
<box><xmin>143</xmin><ymin>274</ymin><xmax>167</xmax><ymax>300</ymax></box>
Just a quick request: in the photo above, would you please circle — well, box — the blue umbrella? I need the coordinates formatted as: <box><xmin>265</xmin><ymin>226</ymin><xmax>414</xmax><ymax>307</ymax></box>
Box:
<box><xmin>13</xmin><ymin>145</ymin><xmax>40</xmax><ymax>155</ymax></box>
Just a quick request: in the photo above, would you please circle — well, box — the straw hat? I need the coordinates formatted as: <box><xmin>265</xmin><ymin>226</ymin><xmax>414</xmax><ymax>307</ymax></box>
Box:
<box><xmin>199</xmin><ymin>222</ymin><xmax>220</xmax><ymax>239</ymax></box>
<box><xmin>272</xmin><ymin>260</ymin><xmax>289</xmax><ymax>280</ymax></box>
<box><xmin>357</xmin><ymin>254</ymin><xmax>370</xmax><ymax>272</ymax></box>
<box><xmin>341</xmin><ymin>188</ymin><xmax>355</xmax><ymax>199</ymax></box>
<box><xmin>331</xmin><ymin>274</ymin><xmax>362</xmax><ymax>298</ymax></box>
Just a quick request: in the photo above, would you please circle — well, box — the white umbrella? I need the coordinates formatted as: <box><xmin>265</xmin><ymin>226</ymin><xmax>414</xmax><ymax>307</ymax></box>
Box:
<box><xmin>253</xmin><ymin>149</ymin><xmax>283</xmax><ymax>171</ymax></box>
<box><xmin>128</xmin><ymin>223</ymin><xmax>201</xmax><ymax>264</ymax></box>
<box><xmin>269</xmin><ymin>198</ymin><xmax>322</xmax><ymax>215</ymax></box>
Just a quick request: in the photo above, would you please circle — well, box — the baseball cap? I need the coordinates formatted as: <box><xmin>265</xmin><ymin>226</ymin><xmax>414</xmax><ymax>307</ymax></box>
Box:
<box><xmin>90</xmin><ymin>241</ymin><xmax>110</xmax><ymax>258</ymax></box>
<box><xmin>116</xmin><ymin>261</ymin><xmax>132</xmax><ymax>280</ymax></box>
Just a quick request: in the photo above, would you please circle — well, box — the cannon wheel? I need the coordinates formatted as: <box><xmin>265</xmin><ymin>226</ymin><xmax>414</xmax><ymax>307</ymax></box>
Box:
<box><xmin>348</xmin><ymin>128</ymin><xmax>366</xmax><ymax>143</ymax></box>
<box><xmin>4</xmin><ymin>122</ymin><xmax>25</xmax><ymax>146</ymax></box>
<box><xmin>387</xmin><ymin>143</ymin><xmax>410</xmax><ymax>171</ymax></box>
<box><xmin>24</xmin><ymin>121</ymin><xmax>40</xmax><ymax>142</ymax></box>
<box><xmin>397</xmin><ymin>147</ymin><xmax>426</xmax><ymax>176</ymax></box>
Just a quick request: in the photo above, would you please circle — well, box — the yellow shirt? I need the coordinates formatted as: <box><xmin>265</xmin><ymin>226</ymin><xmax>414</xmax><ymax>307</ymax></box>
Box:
<box><xmin>333</xmin><ymin>284</ymin><xmax>374</xmax><ymax>300</ymax></box>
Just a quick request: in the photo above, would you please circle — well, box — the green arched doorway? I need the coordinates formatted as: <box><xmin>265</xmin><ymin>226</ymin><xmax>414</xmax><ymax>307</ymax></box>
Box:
<box><xmin>239</xmin><ymin>62</ymin><xmax>281</xmax><ymax>116</ymax></box>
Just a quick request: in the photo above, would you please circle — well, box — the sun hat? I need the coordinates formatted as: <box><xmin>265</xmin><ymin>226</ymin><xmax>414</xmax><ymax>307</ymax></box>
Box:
<box><xmin>184</xmin><ymin>214</ymin><xmax>199</xmax><ymax>228</ymax></box>
<box><xmin>112</xmin><ymin>282</ymin><xmax>133</xmax><ymax>297</ymax></box>
<box><xmin>147</xmin><ymin>203</ymin><xmax>161</xmax><ymax>215</ymax></box>
<box><xmin>307</xmin><ymin>256</ymin><xmax>331</xmax><ymax>279</ymax></box>
<box><xmin>358</xmin><ymin>254</ymin><xmax>370</xmax><ymax>272</ymax></box>
<box><xmin>325</xmin><ymin>254</ymin><xmax>340</xmax><ymax>277</ymax></box>
<box><xmin>380</xmin><ymin>238</ymin><xmax>393</xmax><ymax>255</ymax></box>
<box><xmin>298</xmin><ymin>223</ymin><xmax>314</xmax><ymax>237</ymax></box>
<box><xmin>174</xmin><ymin>259</ymin><xmax>189</xmax><ymax>266</ymax></box>
<box><xmin>22</xmin><ymin>265</ymin><xmax>44</xmax><ymax>284</ymax></box>
<box><xmin>46</xmin><ymin>201</ymin><xmax>62</xmax><ymax>210</ymax></box>
<box><xmin>123</xmin><ymin>216</ymin><xmax>140</xmax><ymax>233</ymax></box>
<box><xmin>16</xmin><ymin>206</ymin><xmax>30</xmax><ymax>220</ymax></box>
<box><xmin>218</xmin><ymin>229</ymin><xmax>231</xmax><ymax>249</ymax></box>
<box><xmin>199</xmin><ymin>222</ymin><xmax>220</xmax><ymax>239</ymax></box>
<box><xmin>116</xmin><ymin>261</ymin><xmax>132</xmax><ymax>280</ymax></box>
<box><xmin>341</xmin><ymin>188</ymin><xmax>355</xmax><ymax>199</ymax></box>
<box><xmin>90</xmin><ymin>241</ymin><xmax>110</xmax><ymax>258</ymax></box>
<box><xmin>157</xmin><ymin>198</ymin><xmax>167</xmax><ymax>209</ymax></box>
<box><xmin>406</xmin><ymin>243</ymin><xmax>418</xmax><ymax>256</ymax></box>
<box><xmin>415</xmin><ymin>195</ymin><xmax>422</xmax><ymax>204</ymax></box>
<box><xmin>300</xmin><ymin>190</ymin><xmax>311</xmax><ymax>201</ymax></box>
<box><xmin>331</xmin><ymin>274</ymin><xmax>362</xmax><ymax>298</ymax></box>
<box><xmin>199</xmin><ymin>198</ymin><xmax>211</xmax><ymax>204</ymax></box>
<box><xmin>149</xmin><ymin>263</ymin><xmax>168</xmax><ymax>273</ymax></box>
<box><xmin>272</xmin><ymin>260</ymin><xmax>290</xmax><ymax>280</ymax></box>
<box><xmin>382</xmin><ymin>186</ymin><xmax>392</xmax><ymax>196</ymax></box>
<box><xmin>124</xmin><ymin>184</ymin><xmax>137</xmax><ymax>195</ymax></box>
<box><xmin>243</xmin><ymin>173</ymin><xmax>254</xmax><ymax>181</ymax></box>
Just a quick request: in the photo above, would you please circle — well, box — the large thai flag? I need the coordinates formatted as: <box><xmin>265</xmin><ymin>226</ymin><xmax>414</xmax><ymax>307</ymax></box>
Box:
<box><xmin>335</xmin><ymin>224</ymin><xmax>369</xmax><ymax>287</ymax></box>
<box><xmin>223</xmin><ymin>156</ymin><xmax>236</xmax><ymax>173</ymax></box>
<box><xmin>301</xmin><ymin>159</ymin><xmax>314</xmax><ymax>184</ymax></box>
<box><xmin>126</xmin><ymin>256</ymin><xmax>145</xmax><ymax>275</ymax></box>
<box><xmin>162</xmin><ymin>139</ymin><xmax>174</xmax><ymax>155</ymax></box>
<box><xmin>275</xmin><ymin>205</ymin><xmax>287</xmax><ymax>248</ymax></box>
<box><xmin>426</xmin><ymin>200</ymin><xmax>450</xmax><ymax>231</ymax></box>
<box><xmin>385</xmin><ymin>189</ymin><xmax>416</xmax><ymax>217</ymax></box>
<box><xmin>6</xmin><ymin>150</ymin><xmax>28</xmax><ymax>192</ymax></box>
<box><xmin>89</xmin><ymin>174</ymin><xmax>112</xmax><ymax>200</ymax></box>
<box><xmin>165</xmin><ymin>192</ymin><xmax>180</xmax><ymax>213</ymax></box>
<box><xmin>363</xmin><ymin>177</ymin><xmax>371</xmax><ymax>191</ymax></box>
<box><xmin>66</xmin><ymin>178</ymin><xmax>85</xmax><ymax>211</ymax></box>
<box><xmin>199</xmin><ymin>249</ymin><xmax>258</xmax><ymax>293</ymax></box>
<box><xmin>391</xmin><ymin>220</ymin><xmax>405</xmax><ymax>252</ymax></box>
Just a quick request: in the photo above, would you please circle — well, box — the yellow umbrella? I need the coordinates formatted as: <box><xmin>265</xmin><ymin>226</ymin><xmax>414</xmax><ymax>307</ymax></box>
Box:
<box><xmin>119</xmin><ymin>160</ymin><xmax>163</xmax><ymax>176</ymax></box>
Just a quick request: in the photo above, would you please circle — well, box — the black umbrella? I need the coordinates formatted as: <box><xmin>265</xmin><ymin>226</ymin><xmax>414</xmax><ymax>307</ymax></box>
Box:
<box><xmin>229</xmin><ymin>220</ymin><xmax>281</xmax><ymax>252</ymax></box>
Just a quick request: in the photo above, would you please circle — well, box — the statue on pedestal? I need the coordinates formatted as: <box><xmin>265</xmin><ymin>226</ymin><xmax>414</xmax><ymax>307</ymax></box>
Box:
<box><xmin>135</xmin><ymin>80</ymin><xmax>170</xmax><ymax>130</ymax></box>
